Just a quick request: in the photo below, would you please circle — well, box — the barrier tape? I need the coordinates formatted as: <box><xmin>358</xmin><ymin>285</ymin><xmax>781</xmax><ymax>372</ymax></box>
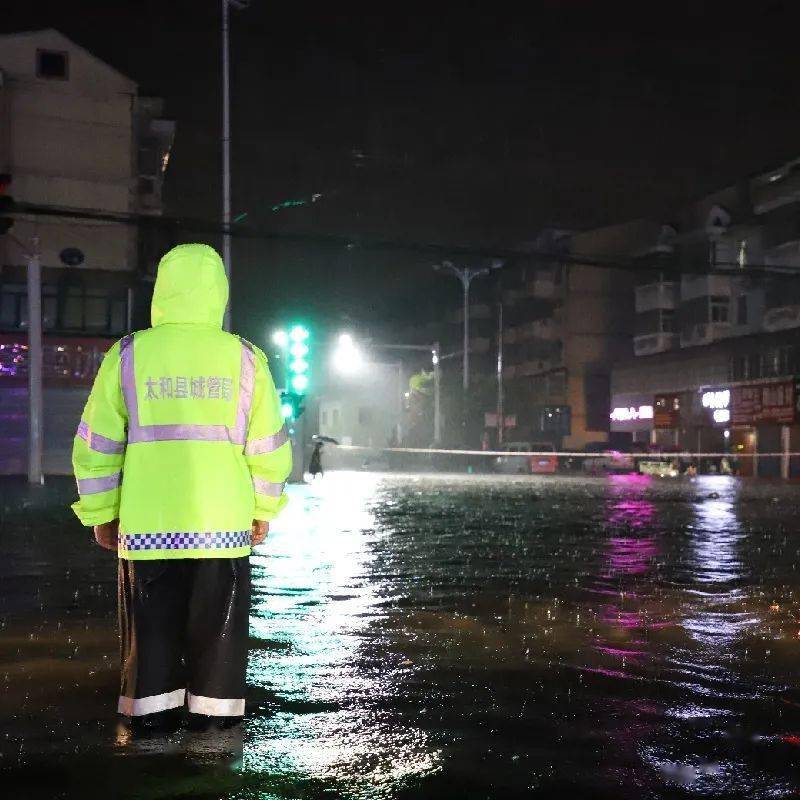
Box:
<box><xmin>330</xmin><ymin>445</ymin><xmax>789</xmax><ymax>459</ymax></box>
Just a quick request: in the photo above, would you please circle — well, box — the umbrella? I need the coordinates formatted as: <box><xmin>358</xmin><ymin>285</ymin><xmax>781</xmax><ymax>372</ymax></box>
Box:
<box><xmin>312</xmin><ymin>435</ymin><xmax>339</xmax><ymax>445</ymax></box>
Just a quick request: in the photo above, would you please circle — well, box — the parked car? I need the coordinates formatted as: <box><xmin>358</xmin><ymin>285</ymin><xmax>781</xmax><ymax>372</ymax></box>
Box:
<box><xmin>638</xmin><ymin>458</ymin><xmax>680</xmax><ymax>478</ymax></box>
<box><xmin>582</xmin><ymin>442</ymin><xmax>638</xmax><ymax>474</ymax></box>
<box><xmin>493</xmin><ymin>442</ymin><xmax>558</xmax><ymax>474</ymax></box>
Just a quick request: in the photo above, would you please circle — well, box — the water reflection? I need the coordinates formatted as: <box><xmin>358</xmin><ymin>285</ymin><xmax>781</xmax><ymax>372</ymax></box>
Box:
<box><xmin>244</xmin><ymin>472</ymin><xmax>441</xmax><ymax>793</ymax></box>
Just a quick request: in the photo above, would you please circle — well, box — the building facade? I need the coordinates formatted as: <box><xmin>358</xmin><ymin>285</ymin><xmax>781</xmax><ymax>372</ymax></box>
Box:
<box><xmin>0</xmin><ymin>29</ymin><xmax>174</xmax><ymax>473</ymax></box>
<box><xmin>0</xmin><ymin>29</ymin><xmax>174</xmax><ymax>335</ymax></box>
<box><xmin>611</xmin><ymin>157</ymin><xmax>800</xmax><ymax>477</ymax></box>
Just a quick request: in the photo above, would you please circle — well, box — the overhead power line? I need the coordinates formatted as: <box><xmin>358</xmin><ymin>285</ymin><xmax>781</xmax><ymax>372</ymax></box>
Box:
<box><xmin>10</xmin><ymin>200</ymin><xmax>800</xmax><ymax>276</ymax></box>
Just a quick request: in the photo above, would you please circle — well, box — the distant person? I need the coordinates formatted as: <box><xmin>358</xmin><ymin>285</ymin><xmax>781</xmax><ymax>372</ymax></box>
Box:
<box><xmin>309</xmin><ymin>440</ymin><xmax>324</xmax><ymax>478</ymax></box>
<box><xmin>71</xmin><ymin>244</ymin><xmax>292</xmax><ymax>732</ymax></box>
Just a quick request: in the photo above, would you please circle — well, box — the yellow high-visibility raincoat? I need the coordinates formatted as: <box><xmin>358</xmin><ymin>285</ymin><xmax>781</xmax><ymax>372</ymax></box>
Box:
<box><xmin>71</xmin><ymin>243</ymin><xmax>292</xmax><ymax>559</ymax></box>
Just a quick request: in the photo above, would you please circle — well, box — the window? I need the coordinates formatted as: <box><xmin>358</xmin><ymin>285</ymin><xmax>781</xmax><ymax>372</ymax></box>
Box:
<box><xmin>332</xmin><ymin>409</ymin><xmax>340</xmax><ymax>427</ymax></box>
<box><xmin>747</xmin><ymin>352</ymin><xmax>762</xmax><ymax>379</ymax></box>
<box><xmin>321</xmin><ymin>410</ymin><xmax>328</xmax><ymax>426</ymax></box>
<box><xmin>737</xmin><ymin>295</ymin><xmax>748</xmax><ymax>325</ymax></box>
<box><xmin>358</xmin><ymin>407</ymin><xmax>372</xmax><ymax>426</ymax></box>
<box><xmin>660</xmin><ymin>309</ymin><xmax>675</xmax><ymax>333</ymax></box>
<box><xmin>731</xmin><ymin>355</ymin><xmax>747</xmax><ymax>381</ymax></box>
<box><xmin>36</xmin><ymin>49</ymin><xmax>68</xmax><ymax>80</ymax></box>
<box><xmin>710</xmin><ymin>295</ymin><xmax>729</xmax><ymax>323</ymax></box>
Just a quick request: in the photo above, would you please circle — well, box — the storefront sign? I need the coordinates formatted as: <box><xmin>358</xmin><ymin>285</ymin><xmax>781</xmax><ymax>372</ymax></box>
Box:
<box><xmin>654</xmin><ymin>393</ymin><xmax>681</xmax><ymax>428</ymax></box>
<box><xmin>731</xmin><ymin>380</ymin><xmax>796</xmax><ymax>426</ymax></box>
<box><xmin>701</xmin><ymin>388</ymin><xmax>730</xmax><ymax>425</ymax></box>
<box><xmin>609</xmin><ymin>405</ymin><xmax>653</xmax><ymax>422</ymax></box>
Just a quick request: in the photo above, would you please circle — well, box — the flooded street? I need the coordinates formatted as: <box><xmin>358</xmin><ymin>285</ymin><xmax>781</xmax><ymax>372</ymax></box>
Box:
<box><xmin>2</xmin><ymin>472</ymin><xmax>800</xmax><ymax>798</ymax></box>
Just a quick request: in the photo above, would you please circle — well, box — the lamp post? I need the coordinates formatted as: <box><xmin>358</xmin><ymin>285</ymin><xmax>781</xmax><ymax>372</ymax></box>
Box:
<box><xmin>434</xmin><ymin>260</ymin><xmax>503</xmax><ymax>392</ymax></box>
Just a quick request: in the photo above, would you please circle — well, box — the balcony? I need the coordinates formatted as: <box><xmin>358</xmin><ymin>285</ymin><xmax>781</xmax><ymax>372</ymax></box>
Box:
<box><xmin>761</xmin><ymin>278</ymin><xmax>800</xmax><ymax>332</ymax></box>
<box><xmin>681</xmin><ymin>274</ymin><xmax>732</xmax><ymax>302</ymax></box>
<box><xmin>635</xmin><ymin>281</ymin><xmax>678</xmax><ymax>312</ymax></box>
<box><xmin>679</xmin><ymin>322</ymin><xmax>730</xmax><ymax>348</ymax></box>
<box><xmin>516</xmin><ymin>358</ymin><xmax>562</xmax><ymax>377</ymax></box>
<box><xmin>634</xmin><ymin>332</ymin><xmax>678</xmax><ymax>356</ymax></box>
<box><xmin>519</xmin><ymin>317</ymin><xmax>559</xmax><ymax>340</ymax></box>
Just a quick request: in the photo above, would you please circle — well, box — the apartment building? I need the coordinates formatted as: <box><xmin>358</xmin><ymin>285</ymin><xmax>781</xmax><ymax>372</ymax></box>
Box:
<box><xmin>611</xmin><ymin>157</ymin><xmax>800</xmax><ymax>476</ymax></box>
<box><xmin>0</xmin><ymin>28</ymin><xmax>174</xmax><ymax>335</ymax></box>
<box><xmin>0</xmin><ymin>29</ymin><xmax>174</xmax><ymax>473</ymax></box>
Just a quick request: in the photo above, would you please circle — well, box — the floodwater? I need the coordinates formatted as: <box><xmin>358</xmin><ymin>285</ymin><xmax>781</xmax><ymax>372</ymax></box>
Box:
<box><xmin>1</xmin><ymin>472</ymin><xmax>800</xmax><ymax>799</ymax></box>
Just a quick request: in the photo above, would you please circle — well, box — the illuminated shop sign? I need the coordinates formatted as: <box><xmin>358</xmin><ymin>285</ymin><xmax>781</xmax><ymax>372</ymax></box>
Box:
<box><xmin>609</xmin><ymin>405</ymin><xmax>654</xmax><ymax>422</ymax></box>
<box><xmin>701</xmin><ymin>388</ymin><xmax>730</xmax><ymax>424</ymax></box>
<box><xmin>654</xmin><ymin>393</ymin><xmax>681</xmax><ymax>428</ymax></box>
<box><xmin>731</xmin><ymin>380</ymin><xmax>797</xmax><ymax>426</ymax></box>
<box><xmin>702</xmin><ymin>389</ymin><xmax>730</xmax><ymax>410</ymax></box>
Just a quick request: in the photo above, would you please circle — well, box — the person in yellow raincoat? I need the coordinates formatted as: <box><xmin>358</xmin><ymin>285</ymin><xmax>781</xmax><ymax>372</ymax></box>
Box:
<box><xmin>72</xmin><ymin>243</ymin><xmax>291</xmax><ymax>729</ymax></box>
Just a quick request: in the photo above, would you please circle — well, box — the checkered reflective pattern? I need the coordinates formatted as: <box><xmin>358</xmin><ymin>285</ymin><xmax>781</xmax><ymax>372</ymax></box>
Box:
<box><xmin>120</xmin><ymin>531</ymin><xmax>251</xmax><ymax>551</ymax></box>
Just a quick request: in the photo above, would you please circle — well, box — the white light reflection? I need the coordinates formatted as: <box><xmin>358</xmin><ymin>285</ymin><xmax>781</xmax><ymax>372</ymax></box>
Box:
<box><xmin>682</xmin><ymin>477</ymin><xmax>755</xmax><ymax>649</ymax></box>
<box><xmin>244</xmin><ymin>472</ymin><xmax>441</xmax><ymax>791</ymax></box>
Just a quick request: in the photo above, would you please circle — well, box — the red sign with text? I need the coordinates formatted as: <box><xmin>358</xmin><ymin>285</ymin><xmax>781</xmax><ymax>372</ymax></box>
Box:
<box><xmin>731</xmin><ymin>380</ymin><xmax>797</xmax><ymax>426</ymax></box>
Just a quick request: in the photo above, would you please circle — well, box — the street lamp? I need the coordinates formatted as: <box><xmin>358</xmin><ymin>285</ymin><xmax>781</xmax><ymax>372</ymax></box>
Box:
<box><xmin>434</xmin><ymin>259</ymin><xmax>503</xmax><ymax>392</ymax></box>
<box><xmin>334</xmin><ymin>334</ymin><xmax>442</xmax><ymax>445</ymax></box>
<box><xmin>332</xmin><ymin>333</ymin><xmax>365</xmax><ymax>375</ymax></box>
<box><xmin>272</xmin><ymin>329</ymin><xmax>289</xmax><ymax>348</ymax></box>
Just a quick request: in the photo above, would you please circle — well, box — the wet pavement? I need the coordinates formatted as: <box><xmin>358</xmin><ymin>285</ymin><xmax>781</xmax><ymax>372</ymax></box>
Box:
<box><xmin>1</xmin><ymin>472</ymin><xmax>800</xmax><ymax>798</ymax></box>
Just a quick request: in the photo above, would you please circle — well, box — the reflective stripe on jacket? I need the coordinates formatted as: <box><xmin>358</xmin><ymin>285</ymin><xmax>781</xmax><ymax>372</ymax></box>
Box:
<box><xmin>71</xmin><ymin>243</ymin><xmax>292</xmax><ymax>559</ymax></box>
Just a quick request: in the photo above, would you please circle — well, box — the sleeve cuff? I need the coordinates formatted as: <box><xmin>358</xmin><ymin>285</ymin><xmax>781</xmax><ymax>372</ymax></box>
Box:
<box><xmin>253</xmin><ymin>493</ymin><xmax>289</xmax><ymax>522</ymax></box>
<box><xmin>71</xmin><ymin>500</ymin><xmax>119</xmax><ymax>528</ymax></box>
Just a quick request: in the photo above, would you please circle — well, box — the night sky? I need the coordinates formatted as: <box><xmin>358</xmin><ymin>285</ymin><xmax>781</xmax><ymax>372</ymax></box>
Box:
<box><xmin>4</xmin><ymin>1</ymin><xmax>800</xmax><ymax>342</ymax></box>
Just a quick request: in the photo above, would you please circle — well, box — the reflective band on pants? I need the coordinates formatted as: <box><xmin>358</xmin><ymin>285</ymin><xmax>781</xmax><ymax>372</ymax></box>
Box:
<box><xmin>187</xmin><ymin>692</ymin><xmax>245</xmax><ymax>717</ymax></box>
<box><xmin>118</xmin><ymin>688</ymin><xmax>186</xmax><ymax>717</ymax></box>
<box><xmin>76</xmin><ymin>421</ymin><xmax>126</xmax><ymax>454</ymax></box>
<box><xmin>119</xmin><ymin>334</ymin><xmax>255</xmax><ymax>446</ymax></box>
<box><xmin>253</xmin><ymin>477</ymin><xmax>285</xmax><ymax>497</ymax></box>
<box><xmin>245</xmin><ymin>425</ymin><xmax>289</xmax><ymax>455</ymax></box>
<box><xmin>77</xmin><ymin>471</ymin><xmax>121</xmax><ymax>494</ymax></box>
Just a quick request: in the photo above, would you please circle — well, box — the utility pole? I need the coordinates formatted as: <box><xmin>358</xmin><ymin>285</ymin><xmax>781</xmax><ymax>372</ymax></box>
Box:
<box><xmin>27</xmin><ymin>236</ymin><xmax>43</xmax><ymax>484</ymax></box>
<box><xmin>432</xmin><ymin>342</ymin><xmax>441</xmax><ymax>445</ymax></box>
<box><xmin>496</xmin><ymin>301</ymin><xmax>504</xmax><ymax>447</ymax></box>
<box><xmin>221</xmin><ymin>0</ymin><xmax>249</xmax><ymax>331</ymax></box>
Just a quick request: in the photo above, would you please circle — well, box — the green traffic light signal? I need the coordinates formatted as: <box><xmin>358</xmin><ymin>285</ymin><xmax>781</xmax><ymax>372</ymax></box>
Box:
<box><xmin>291</xmin><ymin>374</ymin><xmax>308</xmax><ymax>392</ymax></box>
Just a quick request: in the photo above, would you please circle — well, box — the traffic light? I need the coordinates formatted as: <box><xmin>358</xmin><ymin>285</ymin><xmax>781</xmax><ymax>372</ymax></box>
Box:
<box><xmin>288</xmin><ymin>324</ymin><xmax>310</xmax><ymax>394</ymax></box>
<box><xmin>280</xmin><ymin>390</ymin><xmax>305</xmax><ymax>421</ymax></box>
<box><xmin>0</xmin><ymin>174</ymin><xmax>14</xmax><ymax>235</ymax></box>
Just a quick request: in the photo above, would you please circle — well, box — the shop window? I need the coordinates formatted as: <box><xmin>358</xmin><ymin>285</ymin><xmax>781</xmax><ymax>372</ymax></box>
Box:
<box><xmin>710</xmin><ymin>296</ymin><xmax>729</xmax><ymax>323</ymax></box>
<box><xmin>42</xmin><ymin>294</ymin><xmax>57</xmax><ymax>331</ymax></box>
<box><xmin>85</xmin><ymin>296</ymin><xmax>108</xmax><ymax>332</ymax></box>
<box><xmin>110</xmin><ymin>298</ymin><xmax>127</xmax><ymax>334</ymax></box>
<box><xmin>0</xmin><ymin>284</ymin><xmax>24</xmax><ymax>329</ymax></box>
<box><xmin>63</xmin><ymin>287</ymin><xmax>84</xmax><ymax>330</ymax></box>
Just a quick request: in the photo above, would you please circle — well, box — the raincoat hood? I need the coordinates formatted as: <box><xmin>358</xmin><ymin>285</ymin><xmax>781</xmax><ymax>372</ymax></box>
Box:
<box><xmin>151</xmin><ymin>244</ymin><xmax>229</xmax><ymax>327</ymax></box>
